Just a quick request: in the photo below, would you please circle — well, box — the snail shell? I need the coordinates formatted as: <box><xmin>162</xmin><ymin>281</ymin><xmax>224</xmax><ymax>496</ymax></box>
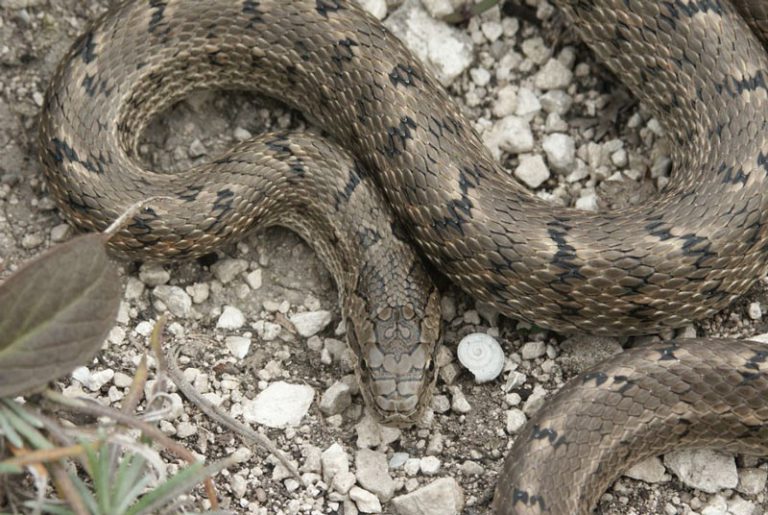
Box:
<box><xmin>457</xmin><ymin>333</ymin><xmax>505</xmax><ymax>383</ymax></box>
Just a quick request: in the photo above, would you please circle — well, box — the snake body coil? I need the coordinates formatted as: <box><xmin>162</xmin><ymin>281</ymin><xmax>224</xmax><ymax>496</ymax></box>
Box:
<box><xmin>39</xmin><ymin>0</ymin><xmax>768</xmax><ymax>513</ymax></box>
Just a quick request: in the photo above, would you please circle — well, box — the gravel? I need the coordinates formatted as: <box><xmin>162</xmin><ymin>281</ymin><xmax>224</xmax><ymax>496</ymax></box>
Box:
<box><xmin>2</xmin><ymin>0</ymin><xmax>767</xmax><ymax>513</ymax></box>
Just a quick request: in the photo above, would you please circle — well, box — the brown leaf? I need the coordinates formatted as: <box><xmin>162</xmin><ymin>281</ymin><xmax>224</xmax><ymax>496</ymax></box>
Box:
<box><xmin>0</xmin><ymin>233</ymin><xmax>121</xmax><ymax>397</ymax></box>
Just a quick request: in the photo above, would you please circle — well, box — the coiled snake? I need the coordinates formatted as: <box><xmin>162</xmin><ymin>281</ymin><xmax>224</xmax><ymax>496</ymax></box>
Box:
<box><xmin>38</xmin><ymin>0</ymin><xmax>768</xmax><ymax>513</ymax></box>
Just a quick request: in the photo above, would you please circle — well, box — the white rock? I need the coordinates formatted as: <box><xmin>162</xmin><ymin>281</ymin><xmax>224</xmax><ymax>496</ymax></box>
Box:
<box><xmin>139</xmin><ymin>264</ymin><xmax>169</xmax><ymax>286</ymax></box>
<box><xmin>356</xmin><ymin>0</ymin><xmax>387</xmax><ymax>19</ymax></box>
<box><xmin>321</xmin><ymin>443</ymin><xmax>350</xmax><ymax>484</ymax></box>
<box><xmin>469</xmin><ymin>67</ymin><xmax>490</xmax><ymax>87</ymax></box>
<box><xmin>186</xmin><ymin>283</ymin><xmax>209</xmax><ymax>304</ymax></box>
<box><xmin>748</xmin><ymin>302</ymin><xmax>762</xmax><ymax>320</ymax></box>
<box><xmin>225</xmin><ymin>336</ymin><xmax>251</xmax><ymax>359</ymax></box>
<box><xmin>176</xmin><ymin>421</ymin><xmax>197</xmax><ymax>438</ymax></box>
<box><xmin>242</xmin><ymin>381</ymin><xmax>315</xmax><ymax>428</ymax></box>
<box><xmin>483</xmin><ymin>116</ymin><xmax>534</xmax><ymax>161</ymax></box>
<box><xmin>71</xmin><ymin>367</ymin><xmax>114</xmax><ymax>391</ymax></box>
<box><xmin>391</xmin><ymin>477</ymin><xmax>465</xmax><ymax>515</ymax></box>
<box><xmin>521</xmin><ymin>36</ymin><xmax>551</xmax><ymax>64</ymax></box>
<box><xmin>319</xmin><ymin>381</ymin><xmax>352</xmax><ymax>416</ymax></box>
<box><xmin>534</xmin><ymin>58</ymin><xmax>573</xmax><ymax>90</ymax></box>
<box><xmin>515</xmin><ymin>154</ymin><xmax>550</xmax><ymax>189</ymax></box>
<box><xmin>245</xmin><ymin>269</ymin><xmax>262</xmax><ymax>290</ymax></box>
<box><xmin>152</xmin><ymin>286</ymin><xmax>192</xmax><ymax>318</ymax></box>
<box><xmin>522</xmin><ymin>385</ymin><xmax>548</xmax><ymax>415</ymax></box>
<box><xmin>520</xmin><ymin>340</ymin><xmax>546</xmax><ymax>360</ymax></box>
<box><xmin>420</xmin><ymin>0</ymin><xmax>454</xmax><ymax>17</ymax></box>
<box><xmin>419</xmin><ymin>456</ymin><xmax>441</xmax><ymax>475</ymax></box>
<box><xmin>356</xmin><ymin>449</ymin><xmax>396</xmax><ymax>501</ymax></box>
<box><xmin>515</xmin><ymin>87</ymin><xmax>541</xmax><ymax>118</ymax></box>
<box><xmin>736</xmin><ymin>468</ymin><xmax>767</xmax><ymax>495</ymax></box>
<box><xmin>663</xmin><ymin>449</ymin><xmax>738</xmax><ymax>493</ymax></box>
<box><xmin>505</xmin><ymin>408</ymin><xmax>527</xmax><ymax>434</ymax></box>
<box><xmin>384</xmin><ymin>2</ymin><xmax>473</xmax><ymax>86</ymax></box>
<box><xmin>217</xmin><ymin>306</ymin><xmax>246</xmax><ymax>330</ymax></box>
<box><xmin>624</xmin><ymin>457</ymin><xmax>666</xmax><ymax>484</ymax></box>
<box><xmin>540</xmin><ymin>90</ymin><xmax>572</xmax><ymax>115</ymax></box>
<box><xmin>50</xmin><ymin>224</ymin><xmax>71</xmax><ymax>242</ymax></box>
<box><xmin>254</xmin><ymin>319</ymin><xmax>281</xmax><ymax>341</ymax></box>
<box><xmin>481</xmin><ymin>20</ymin><xmax>503</xmax><ymax>42</ymax></box>
<box><xmin>727</xmin><ymin>495</ymin><xmax>759</xmax><ymax>515</ymax></box>
<box><xmin>290</xmin><ymin>310</ymin><xmax>333</xmax><ymax>337</ymax></box>
<box><xmin>356</xmin><ymin>414</ymin><xmax>402</xmax><ymax>448</ymax></box>
<box><xmin>575</xmin><ymin>191</ymin><xmax>598</xmax><ymax>212</ymax></box>
<box><xmin>350</xmin><ymin>486</ymin><xmax>382</xmax><ymax>513</ymax></box>
<box><xmin>449</xmin><ymin>385</ymin><xmax>472</xmax><ymax>414</ymax></box>
<box><xmin>390</xmin><ymin>452</ymin><xmax>409</xmax><ymax>469</ymax></box>
<box><xmin>211</xmin><ymin>258</ymin><xmax>249</xmax><ymax>284</ymax></box>
<box><xmin>542</xmin><ymin>133</ymin><xmax>576</xmax><ymax>173</ymax></box>
<box><xmin>332</xmin><ymin>470</ymin><xmax>357</xmax><ymax>494</ymax></box>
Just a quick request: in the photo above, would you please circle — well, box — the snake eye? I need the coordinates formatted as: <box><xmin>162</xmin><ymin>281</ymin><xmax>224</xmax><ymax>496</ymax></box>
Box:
<box><xmin>426</xmin><ymin>359</ymin><xmax>435</xmax><ymax>373</ymax></box>
<box><xmin>360</xmin><ymin>359</ymin><xmax>369</xmax><ymax>372</ymax></box>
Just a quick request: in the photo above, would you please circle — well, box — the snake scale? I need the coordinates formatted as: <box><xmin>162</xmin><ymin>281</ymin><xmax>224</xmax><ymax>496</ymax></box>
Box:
<box><xmin>37</xmin><ymin>0</ymin><xmax>768</xmax><ymax>513</ymax></box>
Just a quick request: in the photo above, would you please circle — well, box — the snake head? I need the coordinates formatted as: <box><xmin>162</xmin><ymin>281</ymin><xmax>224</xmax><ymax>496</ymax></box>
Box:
<box><xmin>345</xmin><ymin>287</ymin><xmax>441</xmax><ymax>427</ymax></box>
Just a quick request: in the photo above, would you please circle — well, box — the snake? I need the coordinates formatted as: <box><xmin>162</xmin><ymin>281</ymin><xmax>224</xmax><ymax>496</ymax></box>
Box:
<box><xmin>36</xmin><ymin>0</ymin><xmax>768</xmax><ymax>513</ymax></box>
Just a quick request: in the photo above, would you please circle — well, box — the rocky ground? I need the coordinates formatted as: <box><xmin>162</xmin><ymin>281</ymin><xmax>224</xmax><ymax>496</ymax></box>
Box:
<box><xmin>1</xmin><ymin>0</ymin><xmax>768</xmax><ymax>514</ymax></box>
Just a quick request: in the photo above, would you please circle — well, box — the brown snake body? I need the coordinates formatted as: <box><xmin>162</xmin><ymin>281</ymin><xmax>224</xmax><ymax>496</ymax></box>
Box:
<box><xmin>38</xmin><ymin>0</ymin><xmax>768</xmax><ymax>512</ymax></box>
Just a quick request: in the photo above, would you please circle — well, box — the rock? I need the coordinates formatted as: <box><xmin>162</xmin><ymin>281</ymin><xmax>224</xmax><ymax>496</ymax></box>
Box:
<box><xmin>540</xmin><ymin>90</ymin><xmax>572</xmax><ymax>115</ymax></box>
<box><xmin>390</xmin><ymin>452</ymin><xmax>409</xmax><ymax>469</ymax></box>
<box><xmin>152</xmin><ymin>285</ymin><xmax>192</xmax><ymax>318</ymax></box>
<box><xmin>483</xmin><ymin>116</ymin><xmax>533</xmax><ymax>160</ymax></box>
<box><xmin>245</xmin><ymin>269</ymin><xmax>262</xmax><ymax>290</ymax></box>
<box><xmin>736</xmin><ymin>467</ymin><xmax>767</xmax><ymax>496</ymax></box>
<box><xmin>449</xmin><ymin>386</ymin><xmax>472</xmax><ymax>414</ymax></box>
<box><xmin>242</xmin><ymin>382</ymin><xmax>315</xmax><ymax>428</ymax></box>
<box><xmin>542</xmin><ymin>133</ymin><xmax>576</xmax><ymax>173</ymax></box>
<box><xmin>515</xmin><ymin>154</ymin><xmax>550</xmax><ymax>189</ymax></box>
<box><xmin>211</xmin><ymin>258</ymin><xmax>248</xmax><ymax>284</ymax></box>
<box><xmin>520</xmin><ymin>340</ymin><xmax>546</xmax><ymax>360</ymax></box>
<box><xmin>139</xmin><ymin>264</ymin><xmax>170</xmax><ymax>286</ymax></box>
<box><xmin>319</xmin><ymin>381</ymin><xmax>352</xmax><ymax>416</ymax></box>
<box><xmin>350</xmin><ymin>486</ymin><xmax>382</xmax><ymax>513</ymax></box>
<box><xmin>459</xmin><ymin>460</ymin><xmax>484</xmax><ymax>476</ymax></box>
<box><xmin>492</xmin><ymin>85</ymin><xmax>518</xmax><ymax>118</ymax></box>
<box><xmin>225</xmin><ymin>336</ymin><xmax>251</xmax><ymax>359</ymax></box>
<box><xmin>419</xmin><ymin>456</ymin><xmax>441</xmax><ymax>475</ymax></box>
<box><xmin>515</xmin><ymin>87</ymin><xmax>541</xmax><ymax>118</ymax></box>
<box><xmin>534</xmin><ymin>58</ymin><xmax>573</xmax><ymax>90</ymax></box>
<box><xmin>624</xmin><ymin>457</ymin><xmax>666</xmax><ymax>484</ymax></box>
<box><xmin>521</xmin><ymin>36</ymin><xmax>551</xmax><ymax>64</ymax></box>
<box><xmin>321</xmin><ymin>443</ymin><xmax>350</xmax><ymax>484</ymax></box>
<box><xmin>356</xmin><ymin>449</ymin><xmax>396</xmax><ymax>501</ymax></box>
<box><xmin>216</xmin><ymin>306</ymin><xmax>246</xmax><ymax>330</ymax></box>
<box><xmin>357</xmin><ymin>0</ymin><xmax>387</xmax><ymax>19</ymax></box>
<box><xmin>505</xmin><ymin>408</ymin><xmax>527</xmax><ymax>434</ymax></box>
<box><xmin>356</xmin><ymin>414</ymin><xmax>402</xmax><ymax>448</ymax></box>
<box><xmin>332</xmin><ymin>470</ymin><xmax>357</xmax><ymax>495</ymax></box>
<box><xmin>391</xmin><ymin>477</ymin><xmax>465</xmax><ymax>515</ymax></box>
<box><xmin>254</xmin><ymin>319</ymin><xmax>281</xmax><ymax>341</ymax></box>
<box><xmin>663</xmin><ymin>449</ymin><xmax>738</xmax><ymax>493</ymax></box>
<box><xmin>384</xmin><ymin>1</ymin><xmax>473</xmax><ymax>86</ymax></box>
<box><xmin>748</xmin><ymin>302</ymin><xmax>762</xmax><ymax>320</ymax></box>
<box><xmin>522</xmin><ymin>385</ymin><xmax>548</xmax><ymax>416</ymax></box>
<box><xmin>71</xmin><ymin>367</ymin><xmax>114</xmax><ymax>391</ymax></box>
<box><xmin>290</xmin><ymin>310</ymin><xmax>332</xmax><ymax>337</ymax></box>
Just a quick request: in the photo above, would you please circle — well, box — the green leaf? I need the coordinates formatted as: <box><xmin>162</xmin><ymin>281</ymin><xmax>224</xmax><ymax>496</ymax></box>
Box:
<box><xmin>0</xmin><ymin>233</ymin><xmax>121</xmax><ymax>397</ymax></box>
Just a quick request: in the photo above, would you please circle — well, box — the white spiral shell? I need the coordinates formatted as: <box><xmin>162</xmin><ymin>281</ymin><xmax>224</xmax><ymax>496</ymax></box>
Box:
<box><xmin>457</xmin><ymin>333</ymin><xmax>505</xmax><ymax>383</ymax></box>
